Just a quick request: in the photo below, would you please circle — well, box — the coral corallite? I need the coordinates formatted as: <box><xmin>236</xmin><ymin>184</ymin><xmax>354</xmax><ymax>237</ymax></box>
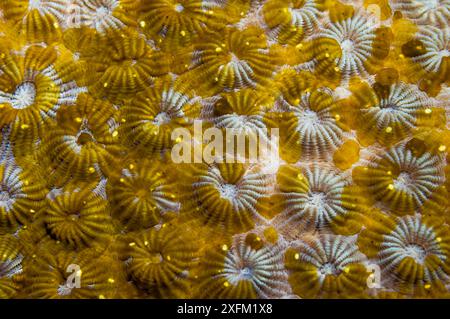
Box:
<box><xmin>0</xmin><ymin>0</ymin><xmax>449</xmax><ymax>300</ymax></box>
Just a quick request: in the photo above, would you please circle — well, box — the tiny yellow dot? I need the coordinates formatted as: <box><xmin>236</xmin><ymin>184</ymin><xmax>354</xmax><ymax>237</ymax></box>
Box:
<box><xmin>399</xmin><ymin>54</ymin><xmax>405</xmax><ymax>59</ymax></box>
<box><xmin>180</xmin><ymin>30</ymin><xmax>186</xmax><ymax>37</ymax></box>
<box><xmin>129</xmin><ymin>242</ymin><xmax>136</xmax><ymax>247</ymax></box>
<box><xmin>334</xmin><ymin>66</ymin><xmax>340</xmax><ymax>72</ymax></box>
<box><xmin>99</xmin><ymin>295</ymin><xmax>105</xmax><ymax>299</ymax></box>
<box><xmin>88</xmin><ymin>167</ymin><xmax>95</xmax><ymax>173</ymax></box>
<box><xmin>294</xmin><ymin>253</ymin><xmax>300</xmax><ymax>260</ymax></box>
<box><xmin>436</xmin><ymin>237</ymin><xmax>442</xmax><ymax>242</ymax></box>
<box><xmin>75</xmin><ymin>117</ymin><xmax>82</xmax><ymax>123</ymax></box>
<box><xmin>108</xmin><ymin>278</ymin><xmax>115</xmax><ymax>284</ymax></box>
<box><xmin>144</xmin><ymin>241</ymin><xmax>149</xmax><ymax>246</ymax></box>
<box><xmin>387</xmin><ymin>184</ymin><xmax>394</xmax><ymax>190</ymax></box>
<box><xmin>139</xmin><ymin>21</ymin><xmax>146</xmax><ymax>27</ymax></box>
<box><xmin>325</xmin><ymin>53</ymin><xmax>330</xmax><ymax>58</ymax></box>
<box><xmin>424</xmin><ymin>108</ymin><xmax>432</xmax><ymax>114</ymax></box>
<box><xmin>296</xmin><ymin>43</ymin><xmax>303</xmax><ymax>49</ymax></box>
<box><xmin>344</xmin><ymin>267</ymin><xmax>350</xmax><ymax>273</ymax></box>
<box><xmin>335</xmin><ymin>114</ymin><xmax>341</xmax><ymax>121</ymax></box>
<box><xmin>221</xmin><ymin>244</ymin><xmax>228</xmax><ymax>251</ymax></box>
<box><xmin>129</xmin><ymin>164</ymin><xmax>135</xmax><ymax>169</ymax></box>
<box><xmin>385</xmin><ymin>126</ymin><xmax>393</xmax><ymax>133</ymax></box>
<box><xmin>103</xmin><ymin>82</ymin><xmax>108</xmax><ymax>88</ymax></box>
<box><xmin>438</xmin><ymin>145</ymin><xmax>446</xmax><ymax>152</ymax></box>
<box><xmin>424</xmin><ymin>284</ymin><xmax>431</xmax><ymax>289</ymax></box>
<box><xmin>223</xmin><ymin>281</ymin><xmax>230</xmax><ymax>287</ymax></box>
<box><xmin>166</xmin><ymin>255</ymin><xmax>171</xmax><ymax>261</ymax></box>
<box><xmin>215</xmin><ymin>47</ymin><xmax>222</xmax><ymax>53</ymax></box>
<box><xmin>21</xmin><ymin>124</ymin><xmax>29</xmax><ymax>129</ymax></box>
<box><xmin>297</xmin><ymin>173</ymin><xmax>303</xmax><ymax>180</ymax></box>
<box><xmin>30</xmin><ymin>209</ymin><xmax>35</xmax><ymax>213</ymax></box>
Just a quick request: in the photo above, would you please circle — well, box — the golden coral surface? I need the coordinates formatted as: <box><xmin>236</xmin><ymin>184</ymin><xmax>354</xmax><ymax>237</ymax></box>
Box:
<box><xmin>0</xmin><ymin>0</ymin><xmax>449</xmax><ymax>299</ymax></box>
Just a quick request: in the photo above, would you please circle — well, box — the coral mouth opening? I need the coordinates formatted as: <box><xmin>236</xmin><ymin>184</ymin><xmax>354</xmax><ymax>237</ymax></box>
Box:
<box><xmin>12</xmin><ymin>82</ymin><xmax>36</xmax><ymax>110</ymax></box>
<box><xmin>404</xmin><ymin>244</ymin><xmax>426</xmax><ymax>264</ymax></box>
<box><xmin>341</xmin><ymin>39</ymin><xmax>354</xmax><ymax>53</ymax></box>
<box><xmin>319</xmin><ymin>263</ymin><xmax>338</xmax><ymax>276</ymax></box>
<box><xmin>0</xmin><ymin>190</ymin><xmax>12</xmax><ymax>203</ymax></box>
<box><xmin>219</xmin><ymin>183</ymin><xmax>239</xmax><ymax>200</ymax></box>
<box><xmin>77</xmin><ymin>132</ymin><xmax>94</xmax><ymax>145</ymax></box>
<box><xmin>147</xmin><ymin>252</ymin><xmax>164</xmax><ymax>264</ymax></box>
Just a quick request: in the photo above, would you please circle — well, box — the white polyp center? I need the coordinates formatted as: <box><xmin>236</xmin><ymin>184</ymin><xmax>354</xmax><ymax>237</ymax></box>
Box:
<box><xmin>96</xmin><ymin>6</ymin><xmax>110</xmax><ymax>19</ymax></box>
<box><xmin>57</xmin><ymin>284</ymin><xmax>73</xmax><ymax>296</ymax></box>
<box><xmin>438</xmin><ymin>50</ymin><xmax>450</xmax><ymax>58</ymax></box>
<box><xmin>319</xmin><ymin>263</ymin><xmax>337</xmax><ymax>275</ymax></box>
<box><xmin>219</xmin><ymin>183</ymin><xmax>238</xmax><ymax>200</ymax></box>
<box><xmin>28</xmin><ymin>0</ymin><xmax>41</xmax><ymax>10</ymax></box>
<box><xmin>404</xmin><ymin>244</ymin><xmax>426</xmax><ymax>263</ymax></box>
<box><xmin>231</xmin><ymin>115</ymin><xmax>249</xmax><ymax>130</ymax></box>
<box><xmin>0</xmin><ymin>190</ymin><xmax>11</xmax><ymax>204</ymax></box>
<box><xmin>341</xmin><ymin>39</ymin><xmax>354</xmax><ymax>53</ymax></box>
<box><xmin>153</xmin><ymin>112</ymin><xmax>172</xmax><ymax>126</ymax></box>
<box><xmin>301</xmin><ymin>109</ymin><xmax>320</xmax><ymax>124</ymax></box>
<box><xmin>423</xmin><ymin>0</ymin><xmax>439</xmax><ymax>10</ymax></box>
<box><xmin>12</xmin><ymin>82</ymin><xmax>36</xmax><ymax>109</ymax></box>
<box><xmin>308</xmin><ymin>192</ymin><xmax>326</xmax><ymax>207</ymax></box>
<box><xmin>394</xmin><ymin>172</ymin><xmax>413</xmax><ymax>191</ymax></box>
<box><xmin>174</xmin><ymin>3</ymin><xmax>184</xmax><ymax>12</ymax></box>
<box><xmin>239</xmin><ymin>266</ymin><xmax>253</xmax><ymax>279</ymax></box>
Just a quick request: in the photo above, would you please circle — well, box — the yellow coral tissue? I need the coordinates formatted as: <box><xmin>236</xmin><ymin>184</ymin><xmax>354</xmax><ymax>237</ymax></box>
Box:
<box><xmin>0</xmin><ymin>0</ymin><xmax>449</xmax><ymax>301</ymax></box>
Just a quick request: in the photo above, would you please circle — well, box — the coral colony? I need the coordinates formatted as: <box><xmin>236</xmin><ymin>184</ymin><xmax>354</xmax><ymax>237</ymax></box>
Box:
<box><xmin>0</xmin><ymin>0</ymin><xmax>449</xmax><ymax>299</ymax></box>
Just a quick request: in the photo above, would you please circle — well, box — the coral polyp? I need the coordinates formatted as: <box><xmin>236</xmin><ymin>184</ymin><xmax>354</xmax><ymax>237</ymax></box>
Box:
<box><xmin>0</xmin><ymin>45</ymin><xmax>86</xmax><ymax>153</ymax></box>
<box><xmin>42</xmin><ymin>93</ymin><xmax>122</xmax><ymax>184</ymax></box>
<box><xmin>391</xmin><ymin>0</ymin><xmax>450</xmax><ymax>27</ymax></box>
<box><xmin>43</xmin><ymin>183</ymin><xmax>112</xmax><ymax>248</ymax></box>
<box><xmin>276</xmin><ymin>164</ymin><xmax>365</xmax><ymax>235</ymax></box>
<box><xmin>123</xmin><ymin>225</ymin><xmax>199</xmax><ymax>298</ymax></box>
<box><xmin>191</xmin><ymin>26</ymin><xmax>273</xmax><ymax>91</ymax></box>
<box><xmin>120</xmin><ymin>78</ymin><xmax>200</xmax><ymax>155</ymax></box>
<box><xmin>195</xmin><ymin>234</ymin><xmax>289</xmax><ymax>298</ymax></box>
<box><xmin>0</xmin><ymin>0</ymin><xmax>448</xmax><ymax>300</ymax></box>
<box><xmin>348</xmin><ymin>81</ymin><xmax>432</xmax><ymax>146</ymax></box>
<box><xmin>107</xmin><ymin>159</ymin><xmax>179</xmax><ymax>230</ymax></box>
<box><xmin>358</xmin><ymin>212</ymin><xmax>450</xmax><ymax>295</ymax></box>
<box><xmin>316</xmin><ymin>12</ymin><xmax>378</xmax><ymax>81</ymax></box>
<box><xmin>285</xmin><ymin>235</ymin><xmax>369</xmax><ymax>298</ymax></box>
<box><xmin>0</xmin><ymin>235</ymin><xmax>23</xmax><ymax>298</ymax></box>
<box><xmin>353</xmin><ymin>144</ymin><xmax>445</xmax><ymax>215</ymax></box>
<box><xmin>0</xmin><ymin>158</ymin><xmax>46</xmax><ymax>231</ymax></box>
<box><xmin>282</xmin><ymin>90</ymin><xmax>346</xmax><ymax>160</ymax></box>
<box><xmin>75</xmin><ymin>0</ymin><xmax>139</xmax><ymax>33</ymax></box>
<box><xmin>182</xmin><ymin>163</ymin><xmax>269</xmax><ymax>234</ymax></box>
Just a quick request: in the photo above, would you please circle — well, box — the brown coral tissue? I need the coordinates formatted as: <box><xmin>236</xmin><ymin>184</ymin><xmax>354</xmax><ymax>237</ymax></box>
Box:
<box><xmin>0</xmin><ymin>0</ymin><xmax>449</xmax><ymax>300</ymax></box>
